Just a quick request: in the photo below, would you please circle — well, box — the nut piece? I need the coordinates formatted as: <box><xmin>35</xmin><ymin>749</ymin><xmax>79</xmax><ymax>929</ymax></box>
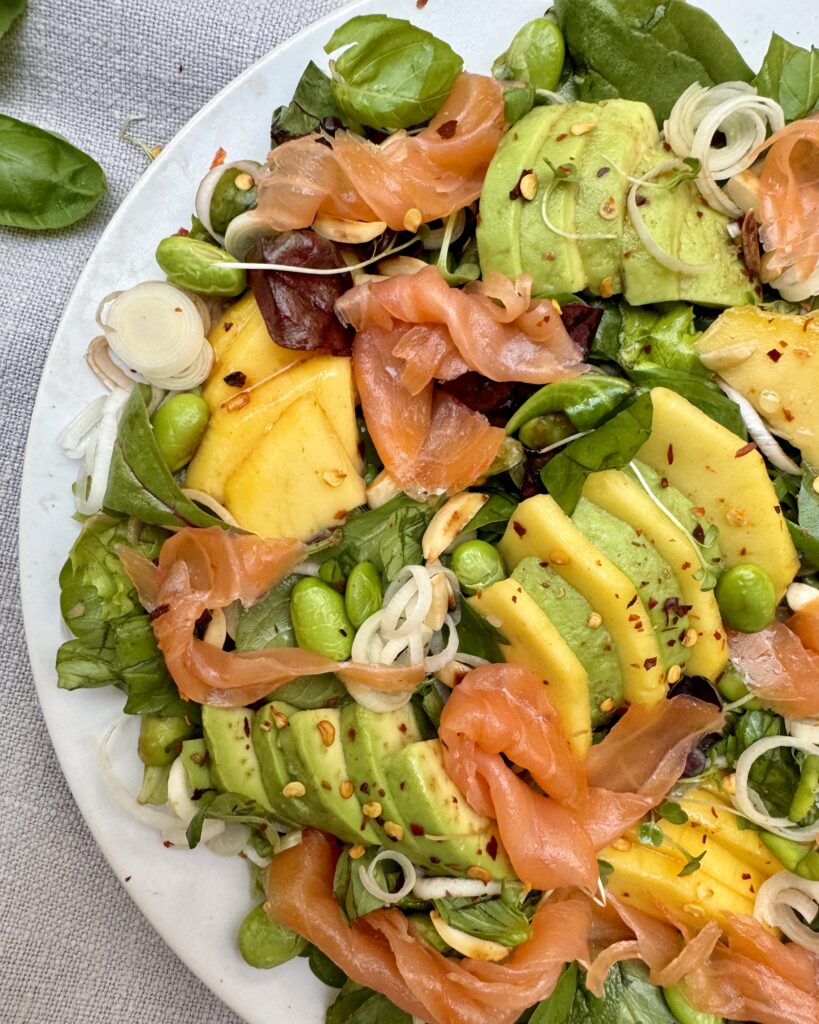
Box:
<box><xmin>321</xmin><ymin>468</ymin><xmax>348</xmax><ymax>488</ymax></box>
<box><xmin>466</xmin><ymin>866</ymin><xmax>493</xmax><ymax>883</ymax></box>
<box><xmin>786</xmin><ymin>581</ymin><xmax>819</xmax><ymax>613</ymax></box>
<box><xmin>758</xmin><ymin>389</ymin><xmax>781</xmax><ymax>414</ymax></box>
<box><xmin>599</xmin><ymin>275</ymin><xmax>615</xmax><ymax>298</ymax></box>
<box><xmin>611</xmin><ymin>837</ymin><xmax>631</xmax><ymax>852</ymax></box>
<box><xmin>698</xmin><ymin>342</ymin><xmax>755</xmax><ymax>371</ymax></box>
<box><xmin>696</xmin><ymin>882</ymin><xmax>715</xmax><ymax>901</ymax></box>
<box><xmin>666</xmin><ymin>665</ymin><xmax>682</xmax><ymax>685</ymax></box>
<box><xmin>349</xmin><ymin>844</ymin><xmax>366</xmax><ymax>860</ymax></box>
<box><xmin>234</xmin><ymin>171</ymin><xmax>255</xmax><ymax>191</ymax></box>
<box><xmin>548</xmin><ymin>549</ymin><xmax>571</xmax><ymax>566</ymax></box>
<box><xmin>403</xmin><ymin>207</ymin><xmax>423</xmax><ymax>232</ymax></box>
<box><xmin>682</xmin><ymin>628</ymin><xmax>699</xmax><ymax>648</ymax></box>
<box><xmin>378</xmin><ymin>255</ymin><xmax>429</xmax><ymax>278</ymax></box>
<box><xmin>272</xmin><ymin>710</ymin><xmax>289</xmax><ymax>729</ymax></box>
<box><xmin>339</xmin><ymin>780</ymin><xmax>354</xmax><ymax>800</ymax></box>
<box><xmin>435</xmin><ymin>660</ymin><xmax>471</xmax><ymax>689</ymax></box>
<box><xmin>425</xmin><ymin>572</ymin><xmax>455</xmax><ymax>631</ymax></box>
<box><xmin>362</xmin><ymin>801</ymin><xmax>383</xmax><ymax>819</ymax></box>
<box><xmin>587</xmin><ymin>612</ymin><xmax>603</xmax><ymax>629</ymax></box>
<box><xmin>518</xmin><ymin>172</ymin><xmax>539</xmax><ymax>201</ymax></box>
<box><xmin>317</xmin><ymin>719</ymin><xmax>336</xmax><ymax>747</ymax></box>
<box><xmin>366</xmin><ymin>469</ymin><xmax>401</xmax><ymax>510</ymax></box>
<box><xmin>283</xmin><ymin>781</ymin><xmax>306</xmax><ymax>798</ymax></box>
<box><xmin>313</xmin><ymin>214</ymin><xmax>387</xmax><ymax>244</ymax></box>
<box><xmin>723</xmin><ymin>773</ymin><xmax>737</xmax><ymax>796</ymax></box>
<box><xmin>726</xmin><ymin>507</ymin><xmax>748</xmax><ymax>527</ymax></box>
<box><xmin>599</xmin><ymin>196</ymin><xmax>618</xmax><ymax>220</ymax></box>
<box><xmin>384</xmin><ymin>821</ymin><xmax>405</xmax><ymax>841</ymax></box>
<box><xmin>422</xmin><ymin>492</ymin><xmax>489</xmax><ymax>563</ymax></box>
<box><xmin>599</xmin><ymin>697</ymin><xmax>616</xmax><ymax>714</ymax></box>
<box><xmin>570</xmin><ymin>122</ymin><xmax>596</xmax><ymax>136</ymax></box>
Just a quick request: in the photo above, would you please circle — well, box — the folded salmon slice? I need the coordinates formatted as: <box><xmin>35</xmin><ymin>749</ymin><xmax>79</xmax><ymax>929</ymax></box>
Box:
<box><xmin>438</xmin><ymin>664</ymin><xmax>722</xmax><ymax>891</ymax></box>
<box><xmin>729</xmin><ymin>622</ymin><xmax>819</xmax><ymax>718</ymax></box>
<box><xmin>119</xmin><ymin>528</ymin><xmax>424</xmax><ymax>706</ymax></box>
<box><xmin>256</xmin><ymin>73</ymin><xmax>506</xmax><ymax>232</ymax></box>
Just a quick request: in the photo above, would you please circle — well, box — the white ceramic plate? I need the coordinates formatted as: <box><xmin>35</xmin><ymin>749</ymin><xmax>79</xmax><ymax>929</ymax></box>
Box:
<box><xmin>19</xmin><ymin>1</ymin><xmax>817</xmax><ymax>1022</ymax></box>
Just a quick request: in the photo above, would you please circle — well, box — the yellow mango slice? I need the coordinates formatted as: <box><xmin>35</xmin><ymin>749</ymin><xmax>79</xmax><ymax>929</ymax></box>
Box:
<box><xmin>637</xmin><ymin>387</ymin><xmax>799</xmax><ymax>600</ymax></box>
<box><xmin>207</xmin><ymin>290</ymin><xmax>260</xmax><ymax>360</ymax></box>
<box><xmin>679</xmin><ymin>786</ymin><xmax>781</xmax><ymax>877</ymax></box>
<box><xmin>224</xmin><ymin>392</ymin><xmax>365</xmax><ymax>541</ymax></box>
<box><xmin>469</xmin><ymin>579</ymin><xmax>592</xmax><ymax>757</ymax></box>
<box><xmin>499</xmin><ymin>495</ymin><xmax>666</xmax><ymax>705</ymax></box>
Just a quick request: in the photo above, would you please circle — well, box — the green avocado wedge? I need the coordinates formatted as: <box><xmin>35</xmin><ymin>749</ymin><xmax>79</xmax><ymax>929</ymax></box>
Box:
<box><xmin>202</xmin><ymin>706</ymin><xmax>273</xmax><ymax>811</ymax></box>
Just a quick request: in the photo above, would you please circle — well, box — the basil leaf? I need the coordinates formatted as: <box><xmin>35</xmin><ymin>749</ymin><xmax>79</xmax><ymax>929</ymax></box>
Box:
<box><xmin>104</xmin><ymin>386</ymin><xmax>225</xmax><ymax>530</ymax></box>
<box><xmin>457</xmin><ymin>599</ymin><xmax>507</xmax><ymax>662</ymax></box>
<box><xmin>541</xmin><ymin>392</ymin><xmax>654</xmax><ymax>514</ymax></box>
<box><xmin>554</xmin><ymin>0</ymin><xmax>753</xmax><ymax>121</ymax></box>
<box><xmin>270</xmin><ymin>61</ymin><xmax>347</xmax><ymax>147</ymax></box>
<box><xmin>755</xmin><ymin>34</ymin><xmax>819</xmax><ymax>122</ymax></box>
<box><xmin>506</xmin><ymin>375</ymin><xmax>633</xmax><ymax>436</ymax></box>
<box><xmin>529</xmin><ymin>963</ymin><xmax>580</xmax><ymax>1024</ymax></box>
<box><xmin>236</xmin><ymin>575</ymin><xmax>298</xmax><ymax>651</ymax></box>
<box><xmin>0</xmin><ymin>0</ymin><xmax>25</xmax><ymax>38</ymax></box>
<box><xmin>325</xmin><ymin>15</ymin><xmax>463</xmax><ymax>130</ymax></box>
<box><xmin>186</xmin><ymin>792</ymin><xmax>275</xmax><ymax>849</ymax></box>
<box><xmin>326</xmin><ymin>980</ymin><xmax>411</xmax><ymax>1024</ymax></box>
<box><xmin>0</xmin><ymin>114</ymin><xmax>107</xmax><ymax>229</ymax></box>
<box><xmin>531</xmin><ymin>961</ymin><xmax>677</xmax><ymax>1024</ymax></box>
<box><xmin>467</xmin><ymin>491</ymin><xmax>518</xmax><ymax>533</ymax></box>
<box><xmin>434</xmin><ymin>895</ymin><xmax>533</xmax><ymax>947</ymax></box>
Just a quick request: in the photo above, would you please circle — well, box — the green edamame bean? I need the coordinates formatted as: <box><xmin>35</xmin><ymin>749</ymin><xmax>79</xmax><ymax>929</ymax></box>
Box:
<box><xmin>155</xmin><ymin>235</ymin><xmax>247</xmax><ymax>296</ymax></box>
<box><xmin>151</xmin><ymin>393</ymin><xmax>211</xmax><ymax>472</ymax></box>
<box><xmin>345</xmin><ymin>561</ymin><xmax>383</xmax><ymax>628</ymax></box>
<box><xmin>794</xmin><ymin>850</ymin><xmax>819</xmax><ymax>880</ymax></box>
<box><xmin>451</xmin><ymin>540</ymin><xmax>506</xmax><ymax>595</ymax></box>
<box><xmin>518</xmin><ymin>412</ymin><xmax>576</xmax><ymax>450</ymax></box>
<box><xmin>138</xmin><ymin>715</ymin><xmax>197</xmax><ymax>767</ymax></box>
<box><xmin>290</xmin><ymin>577</ymin><xmax>355</xmax><ymax>660</ymax></box>
<box><xmin>210</xmin><ymin>166</ymin><xmax>258</xmax><ymax>236</ymax></box>
<box><xmin>663</xmin><ymin>986</ymin><xmax>723</xmax><ymax>1024</ymax></box>
<box><xmin>715</xmin><ymin>669</ymin><xmax>761</xmax><ymax>710</ymax></box>
<box><xmin>408</xmin><ymin>914</ymin><xmax>451</xmax><ymax>953</ymax></box>
<box><xmin>488</xmin><ymin>436</ymin><xmax>525</xmax><ymax>475</ymax></box>
<box><xmin>759</xmin><ymin>831</ymin><xmax>810</xmax><ymax>872</ymax></box>
<box><xmin>714</xmin><ymin>563</ymin><xmax>776</xmax><ymax>634</ymax></box>
<box><xmin>494</xmin><ymin>17</ymin><xmax>565</xmax><ymax>92</ymax></box>
<box><xmin>789</xmin><ymin>753</ymin><xmax>819</xmax><ymax>823</ymax></box>
<box><xmin>237</xmin><ymin>903</ymin><xmax>306</xmax><ymax>969</ymax></box>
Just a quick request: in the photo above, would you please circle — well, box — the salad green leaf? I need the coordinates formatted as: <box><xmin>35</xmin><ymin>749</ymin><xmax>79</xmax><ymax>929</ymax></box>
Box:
<box><xmin>186</xmin><ymin>792</ymin><xmax>275</xmax><ymax>849</ymax></box>
<box><xmin>0</xmin><ymin>113</ymin><xmax>107</xmax><ymax>229</ymax></box>
<box><xmin>306</xmin><ymin>946</ymin><xmax>348</xmax><ymax>989</ymax></box>
<box><xmin>506</xmin><ymin>375</ymin><xmax>633</xmax><ymax>436</ymax></box>
<box><xmin>457</xmin><ymin>599</ymin><xmax>507</xmax><ymax>662</ymax></box>
<box><xmin>554</xmin><ymin>0</ymin><xmax>753</xmax><ymax>121</ymax></box>
<box><xmin>541</xmin><ymin>392</ymin><xmax>654</xmax><ymax>514</ymax></box>
<box><xmin>435</xmin><ymin>888</ymin><xmax>533</xmax><ymax>948</ymax></box>
<box><xmin>270</xmin><ymin>61</ymin><xmax>347</xmax><ymax>147</ymax></box>
<box><xmin>0</xmin><ymin>0</ymin><xmax>25</xmax><ymax>39</ymax></box>
<box><xmin>104</xmin><ymin>386</ymin><xmax>225</xmax><ymax>530</ymax></box>
<box><xmin>236</xmin><ymin>575</ymin><xmax>298</xmax><ymax>650</ymax></box>
<box><xmin>325</xmin><ymin>15</ymin><xmax>463</xmax><ymax>130</ymax></box>
<box><xmin>530</xmin><ymin>960</ymin><xmax>677</xmax><ymax>1024</ymax></box>
<box><xmin>726</xmin><ymin>710</ymin><xmax>801</xmax><ymax>818</ymax></box>
<box><xmin>755</xmin><ymin>33</ymin><xmax>819</xmax><ymax>122</ymax></box>
<box><xmin>327</xmin><ymin>980</ymin><xmax>411</xmax><ymax>1024</ymax></box>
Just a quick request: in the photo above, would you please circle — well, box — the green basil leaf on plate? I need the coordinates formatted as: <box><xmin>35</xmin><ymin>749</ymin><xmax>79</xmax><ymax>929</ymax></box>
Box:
<box><xmin>0</xmin><ymin>0</ymin><xmax>26</xmax><ymax>39</ymax></box>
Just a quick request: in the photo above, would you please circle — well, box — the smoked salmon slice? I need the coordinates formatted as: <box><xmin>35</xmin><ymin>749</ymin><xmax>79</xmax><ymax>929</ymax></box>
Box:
<box><xmin>438</xmin><ymin>664</ymin><xmax>722</xmax><ymax>891</ymax></box>
<box><xmin>729</xmin><ymin>623</ymin><xmax>819</xmax><ymax>718</ymax></box>
<box><xmin>256</xmin><ymin>73</ymin><xmax>506</xmax><ymax>233</ymax></box>
<box><xmin>118</xmin><ymin>528</ymin><xmax>424</xmax><ymax>706</ymax></box>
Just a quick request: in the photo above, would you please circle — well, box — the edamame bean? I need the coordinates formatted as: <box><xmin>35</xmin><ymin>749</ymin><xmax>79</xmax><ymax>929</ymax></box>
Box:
<box><xmin>210</xmin><ymin>166</ymin><xmax>258</xmax><ymax>236</ymax></box>
<box><xmin>345</xmin><ymin>561</ymin><xmax>383</xmax><ymax>628</ymax></box>
<box><xmin>795</xmin><ymin>850</ymin><xmax>819</xmax><ymax>881</ymax></box>
<box><xmin>518</xmin><ymin>412</ymin><xmax>576</xmax><ymax>450</ymax></box>
<box><xmin>494</xmin><ymin>17</ymin><xmax>566</xmax><ymax>92</ymax></box>
<box><xmin>290</xmin><ymin>577</ymin><xmax>355</xmax><ymax>660</ymax></box>
<box><xmin>451</xmin><ymin>540</ymin><xmax>506</xmax><ymax>595</ymax></box>
<box><xmin>663</xmin><ymin>986</ymin><xmax>723</xmax><ymax>1024</ymax></box>
<box><xmin>714</xmin><ymin>563</ymin><xmax>776</xmax><ymax>634</ymax></box>
<box><xmin>138</xmin><ymin>715</ymin><xmax>197</xmax><ymax>767</ymax></box>
<box><xmin>715</xmin><ymin>669</ymin><xmax>761</xmax><ymax>710</ymax></box>
<box><xmin>789</xmin><ymin>754</ymin><xmax>819</xmax><ymax>823</ymax></box>
<box><xmin>237</xmin><ymin>903</ymin><xmax>306</xmax><ymax>969</ymax></box>
<box><xmin>759</xmin><ymin>831</ymin><xmax>810</xmax><ymax>872</ymax></box>
<box><xmin>155</xmin><ymin>235</ymin><xmax>247</xmax><ymax>296</ymax></box>
<box><xmin>151</xmin><ymin>393</ymin><xmax>211</xmax><ymax>472</ymax></box>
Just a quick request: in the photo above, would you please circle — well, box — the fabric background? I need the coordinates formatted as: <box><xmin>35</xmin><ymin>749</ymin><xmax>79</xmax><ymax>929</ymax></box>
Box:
<box><xmin>0</xmin><ymin>2</ymin><xmax>344</xmax><ymax>1020</ymax></box>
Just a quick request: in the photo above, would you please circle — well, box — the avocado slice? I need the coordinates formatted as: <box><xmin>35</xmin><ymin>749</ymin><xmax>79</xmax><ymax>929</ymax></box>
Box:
<box><xmin>571</xmin><ymin>496</ymin><xmax>689</xmax><ymax>671</ymax></box>
<box><xmin>201</xmin><ymin>706</ymin><xmax>273</xmax><ymax>810</ymax></box>
<box><xmin>583</xmin><ymin>467</ymin><xmax>729</xmax><ymax>680</ymax></box>
<box><xmin>282</xmin><ymin>707</ymin><xmax>380</xmax><ymax>846</ymax></box>
<box><xmin>510</xmin><ymin>557</ymin><xmax>622</xmax><ymax>725</ymax></box>
<box><xmin>340</xmin><ymin>703</ymin><xmax>426</xmax><ymax>853</ymax></box>
<box><xmin>252</xmin><ymin>701</ymin><xmax>313</xmax><ymax>827</ymax></box>
<box><xmin>180</xmin><ymin>738</ymin><xmax>213</xmax><ymax>793</ymax></box>
<box><xmin>499</xmin><ymin>494</ymin><xmax>666</xmax><ymax>705</ymax></box>
<box><xmin>469</xmin><ymin>579</ymin><xmax>593</xmax><ymax>755</ymax></box>
<box><xmin>383</xmin><ymin>740</ymin><xmax>514</xmax><ymax>880</ymax></box>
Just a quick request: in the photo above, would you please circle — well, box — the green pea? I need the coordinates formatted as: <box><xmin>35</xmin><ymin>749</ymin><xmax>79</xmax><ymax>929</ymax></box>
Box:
<box><xmin>152</xmin><ymin>393</ymin><xmax>211</xmax><ymax>472</ymax></box>
<box><xmin>663</xmin><ymin>986</ymin><xmax>723</xmax><ymax>1024</ymax></box>
<box><xmin>155</xmin><ymin>235</ymin><xmax>247</xmax><ymax>296</ymax></box>
<box><xmin>488</xmin><ymin>436</ymin><xmax>525</xmax><ymax>475</ymax></box>
<box><xmin>290</xmin><ymin>577</ymin><xmax>355</xmax><ymax>660</ymax></box>
<box><xmin>345</xmin><ymin>561</ymin><xmax>383</xmax><ymax>628</ymax></box>
<box><xmin>237</xmin><ymin>903</ymin><xmax>306</xmax><ymax>969</ymax></box>
<box><xmin>715</xmin><ymin>669</ymin><xmax>761</xmax><ymax>710</ymax></box>
<box><xmin>494</xmin><ymin>17</ymin><xmax>566</xmax><ymax>92</ymax></box>
<box><xmin>138</xmin><ymin>715</ymin><xmax>197</xmax><ymax>767</ymax></box>
<box><xmin>518</xmin><ymin>412</ymin><xmax>576</xmax><ymax>450</ymax></box>
<box><xmin>210</xmin><ymin>166</ymin><xmax>258</xmax><ymax>236</ymax></box>
<box><xmin>138</xmin><ymin>764</ymin><xmax>170</xmax><ymax>805</ymax></box>
<box><xmin>789</xmin><ymin>754</ymin><xmax>819</xmax><ymax>823</ymax></box>
<box><xmin>794</xmin><ymin>850</ymin><xmax>819</xmax><ymax>881</ymax></box>
<box><xmin>714</xmin><ymin>563</ymin><xmax>776</xmax><ymax>634</ymax></box>
<box><xmin>759</xmin><ymin>831</ymin><xmax>810</xmax><ymax>872</ymax></box>
<box><xmin>451</xmin><ymin>540</ymin><xmax>506</xmax><ymax>595</ymax></box>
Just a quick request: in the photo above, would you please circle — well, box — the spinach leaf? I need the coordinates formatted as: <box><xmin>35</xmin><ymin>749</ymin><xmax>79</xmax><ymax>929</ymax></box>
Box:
<box><xmin>627</xmin><ymin>365</ymin><xmax>746</xmax><ymax>436</ymax></box>
<box><xmin>325</xmin><ymin>15</ymin><xmax>463</xmax><ymax>130</ymax></box>
<box><xmin>270</xmin><ymin>61</ymin><xmax>346</xmax><ymax>146</ymax></box>
<box><xmin>755</xmin><ymin>34</ymin><xmax>819</xmax><ymax>122</ymax></box>
<box><xmin>468</xmin><ymin>491</ymin><xmax>518</xmax><ymax>533</ymax></box>
<box><xmin>554</xmin><ymin>0</ymin><xmax>753</xmax><ymax>122</ymax></box>
<box><xmin>532</xmin><ymin>961</ymin><xmax>677</xmax><ymax>1024</ymax></box>
<box><xmin>0</xmin><ymin>0</ymin><xmax>25</xmax><ymax>39</ymax></box>
<box><xmin>435</xmin><ymin>890</ymin><xmax>533</xmax><ymax>947</ymax></box>
<box><xmin>186</xmin><ymin>792</ymin><xmax>275</xmax><ymax>849</ymax></box>
<box><xmin>617</xmin><ymin>305</ymin><xmax>706</xmax><ymax>377</ymax></box>
<box><xmin>104</xmin><ymin>386</ymin><xmax>225</xmax><ymax>530</ymax></box>
<box><xmin>306</xmin><ymin>945</ymin><xmax>347</xmax><ymax>989</ymax></box>
<box><xmin>0</xmin><ymin>114</ymin><xmax>107</xmax><ymax>229</ymax></box>
<box><xmin>529</xmin><ymin>963</ymin><xmax>580</xmax><ymax>1024</ymax></box>
<box><xmin>235</xmin><ymin>575</ymin><xmax>297</xmax><ymax>650</ymax></box>
<box><xmin>457</xmin><ymin>599</ymin><xmax>507</xmax><ymax>663</ymax></box>
<box><xmin>506</xmin><ymin>375</ymin><xmax>633</xmax><ymax>436</ymax></box>
<box><xmin>326</xmin><ymin>980</ymin><xmax>411</xmax><ymax>1024</ymax></box>
<box><xmin>541</xmin><ymin>392</ymin><xmax>654</xmax><ymax>514</ymax></box>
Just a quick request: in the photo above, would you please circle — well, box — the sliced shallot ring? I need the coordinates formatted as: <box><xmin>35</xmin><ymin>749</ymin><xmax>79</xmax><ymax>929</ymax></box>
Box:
<box><xmin>86</xmin><ymin>335</ymin><xmax>137</xmax><ymax>391</ymax></box>
<box><xmin>181</xmin><ymin>489</ymin><xmax>240</xmax><ymax>527</ymax></box>
<box><xmin>358</xmin><ymin>850</ymin><xmax>417</xmax><ymax>904</ymax></box>
<box><xmin>195</xmin><ymin>159</ymin><xmax>261</xmax><ymax>244</ymax></box>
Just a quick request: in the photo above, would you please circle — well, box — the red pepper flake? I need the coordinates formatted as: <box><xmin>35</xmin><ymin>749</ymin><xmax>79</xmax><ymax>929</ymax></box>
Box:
<box><xmin>243</xmin><ymin>716</ymin><xmax>250</xmax><ymax>738</ymax></box>
<box><xmin>696</xmin><ymin>210</ymin><xmax>703</xmax><ymax>219</ymax></box>
<box><xmin>742</xmin><ymin>872</ymin><xmax>751</xmax><ymax>880</ymax></box>
<box><xmin>511</xmin><ymin>594</ymin><xmax>517</xmax><ymax>603</ymax></box>
<box><xmin>556</xmin><ymin>132</ymin><xmax>567</xmax><ymax>142</ymax></box>
<box><xmin>398</xmin><ymin>723</ymin><xmax>407</xmax><ymax>733</ymax></box>
<box><xmin>647</xmin><ymin>597</ymin><xmax>658</xmax><ymax>609</ymax></box>
<box><xmin>347</xmin><ymin>728</ymin><xmax>356</xmax><ymax>741</ymax></box>
<box><xmin>766</xmin><ymin>348</ymin><xmax>782</xmax><ymax>362</ymax></box>
<box><xmin>660</xmin><ymin>477</ymin><xmax>669</xmax><ymax>489</ymax></box>
<box><xmin>714</xmin><ymin>631</ymin><xmax>722</xmax><ymax>641</ymax></box>
<box><xmin>222</xmin><ymin>321</ymin><xmax>234</xmax><ymax>332</ymax></box>
<box><xmin>693</xmin><ymin>524</ymin><xmax>706</xmax><ymax>544</ymax></box>
<box><xmin>509</xmin><ymin>168</ymin><xmax>534</xmax><ymax>201</ymax></box>
<box><xmin>512</xmin><ymin>520</ymin><xmax>526</xmax><ymax>537</ymax></box>
<box><xmin>643</xmin><ymin>657</ymin><xmax>657</xmax><ymax>670</ymax></box>
<box><xmin>682</xmin><ymin>561</ymin><xmax>691</xmax><ymax>570</ymax></box>
<box><xmin>410</xmin><ymin>823</ymin><xmax>424</xmax><ymax>836</ymax></box>
<box><xmin>148</xmin><ymin>603</ymin><xmax>170</xmax><ymax>622</ymax></box>
<box><xmin>662</xmin><ymin>141</ymin><xmax>671</xmax><ymax>152</ymax></box>
<box><xmin>174</xmin><ymin>226</ymin><xmax>190</xmax><ymax>237</ymax></box>
<box><xmin>487</xmin><ymin>835</ymin><xmax>499</xmax><ymax>861</ymax></box>
<box><xmin>163</xmin><ymin>840</ymin><xmax>174</xmax><ymax>848</ymax></box>
<box><xmin>223</xmin><ymin>370</ymin><xmax>247</xmax><ymax>388</ymax></box>
<box><xmin>667</xmin><ymin>443</ymin><xmax>674</xmax><ymax>465</ymax></box>
<box><xmin>416</xmin><ymin>0</ymin><xmax>428</xmax><ymax>7</ymax></box>
<box><xmin>735</xmin><ymin>441</ymin><xmax>758</xmax><ymax>458</ymax></box>
<box><xmin>691</xmin><ymin>506</ymin><xmax>705</xmax><ymax>517</ymax></box>
<box><xmin>627</xmin><ymin>595</ymin><xmax>638</xmax><ymax>608</ymax></box>
<box><xmin>628</xmin><ymin>614</ymin><xmax>640</xmax><ymax>622</ymax></box>
<box><xmin>360</xmin><ymin>782</ymin><xmax>369</xmax><ymax>794</ymax></box>
<box><xmin>124</xmin><ymin>875</ymin><xmax>132</xmax><ymax>882</ymax></box>
<box><xmin>210</xmin><ymin>146</ymin><xmax>227</xmax><ymax>168</ymax></box>
<box><xmin>436</xmin><ymin>119</ymin><xmax>458</xmax><ymax>139</ymax></box>
<box><xmin>635</xmin><ymin>194</ymin><xmax>649</xmax><ymax>207</ymax></box>
<box><xmin>596</xmin><ymin>166</ymin><xmax>610</xmax><ymax>178</ymax></box>
<box><xmin>783</xmin><ymin>408</ymin><xmax>795</xmax><ymax>422</ymax></box>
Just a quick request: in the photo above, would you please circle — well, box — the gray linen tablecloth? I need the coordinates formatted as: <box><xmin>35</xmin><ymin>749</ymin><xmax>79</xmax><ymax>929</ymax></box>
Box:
<box><xmin>0</xmin><ymin>2</ymin><xmax>344</xmax><ymax>1019</ymax></box>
